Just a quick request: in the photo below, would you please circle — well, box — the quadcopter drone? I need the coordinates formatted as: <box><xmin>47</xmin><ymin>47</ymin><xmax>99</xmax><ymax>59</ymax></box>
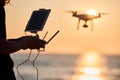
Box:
<box><xmin>67</xmin><ymin>10</ymin><xmax>108</xmax><ymax>30</ymax></box>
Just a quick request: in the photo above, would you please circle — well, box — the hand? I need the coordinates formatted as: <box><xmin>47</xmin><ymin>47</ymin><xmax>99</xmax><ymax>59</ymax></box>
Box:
<box><xmin>22</xmin><ymin>36</ymin><xmax>46</xmax><ymax>50</ymax></box>
<box><xmin>39</xmin><ymin>39</ymin><xmax>47</xmax><ymax>49</ymax></box>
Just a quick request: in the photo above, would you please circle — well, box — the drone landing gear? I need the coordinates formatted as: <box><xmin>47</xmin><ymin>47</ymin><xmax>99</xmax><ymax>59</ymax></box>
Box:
<box><xmin>83</xmin><ymin>24</ymin><xmax>88</xmax><ymax>28</ymax></box>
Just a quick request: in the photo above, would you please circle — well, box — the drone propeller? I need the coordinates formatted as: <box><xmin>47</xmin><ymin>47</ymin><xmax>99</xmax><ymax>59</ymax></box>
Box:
<box><xmin>97</xmin><ymin>12</ymin><xmax>109</xmax><ymax>18</ymax></box>
<box><xmin>100</xmin><ymin>12</ymin><xmax>109</xmax><ymax>15</ymax></box>
<box><xmin>65</xmin><ymin>10</ymin><xmax>77</xmax><ymax>14</ymax></box>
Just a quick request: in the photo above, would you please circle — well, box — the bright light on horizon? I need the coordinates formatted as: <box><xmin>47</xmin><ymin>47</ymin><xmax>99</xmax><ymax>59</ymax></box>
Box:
<box><xmin>82</xmin><ymin>67</ymin><xmax>101</xmax><ymax>75</ymax></box>
<box><xmin>71</xmin><ymin>50</ymin><xmax>106</xmax><ymax>80</ymax></box>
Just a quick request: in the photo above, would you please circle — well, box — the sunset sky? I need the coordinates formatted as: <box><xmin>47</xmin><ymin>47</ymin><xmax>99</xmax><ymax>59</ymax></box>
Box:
<box><xmin>5</xmin><ymin>0</ymin><xmax>120</xmax><ymax>55</ymax></box>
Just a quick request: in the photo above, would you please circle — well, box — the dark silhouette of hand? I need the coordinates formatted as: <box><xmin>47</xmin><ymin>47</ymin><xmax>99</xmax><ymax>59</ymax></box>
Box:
<box><xmin>19</xmin><ymin>36</ymin><xmax>46</xmax><ymax>50</ymax></box>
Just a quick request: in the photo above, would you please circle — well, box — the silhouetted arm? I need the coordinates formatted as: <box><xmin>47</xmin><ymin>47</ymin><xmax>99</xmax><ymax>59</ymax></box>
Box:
<box><xmin>0</xmin><ymin>36</ymin><xmax>46</xmax><ymax>55</ymax></box>
<box><xmin>0</xmin><ymin>38</ymin><xmax>28</xmax><ymax>55</ymax></box>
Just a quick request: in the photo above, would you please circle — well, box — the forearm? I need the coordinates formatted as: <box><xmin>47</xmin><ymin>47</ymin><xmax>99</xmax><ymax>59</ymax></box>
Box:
<box><xmin>0</xmin><ymin>39</ymin><xmax>25</xmax><ymax>55</ymax></box>
<box><xmin>0</xmin><ymin>36</ymin><xmax>46</xmax><ymax>55</ymax></box>
<box><xmin>6</xmin><ymin>40</ymin><xmax>24</xmax><ymax>54</ymax></box>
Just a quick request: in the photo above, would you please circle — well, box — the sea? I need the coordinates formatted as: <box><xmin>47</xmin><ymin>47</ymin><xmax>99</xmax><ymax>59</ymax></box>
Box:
<box><xmin>11</xmin><ymin>52</ymin><xmax>120</xmax><ymax>80</ymax></box>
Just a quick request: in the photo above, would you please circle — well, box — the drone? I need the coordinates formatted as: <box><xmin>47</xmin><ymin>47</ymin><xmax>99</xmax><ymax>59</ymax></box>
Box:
<box><xmin>67</xmin><ymin>10</ymin><xmax>108</xmax><ymax>30</ymax></box>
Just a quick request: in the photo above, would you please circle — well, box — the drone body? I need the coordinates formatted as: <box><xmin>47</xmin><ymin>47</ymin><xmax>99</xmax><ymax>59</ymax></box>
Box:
<box><xmin>67</xmin><ymin>10</ymin><xmax>108</xmax><ymax>30</ymax></box>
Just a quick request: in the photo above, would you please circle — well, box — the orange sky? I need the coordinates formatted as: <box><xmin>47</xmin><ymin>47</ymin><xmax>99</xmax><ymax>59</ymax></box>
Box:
<box><xmin>5</xmin><ymin>0</ymin><xmax>120</xmax><ymax>55</ymax></box>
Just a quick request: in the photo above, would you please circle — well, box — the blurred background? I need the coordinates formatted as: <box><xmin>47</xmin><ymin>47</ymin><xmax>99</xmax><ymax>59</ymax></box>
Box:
<box><xmin>5</xmin><ymin>0</ymin><xmax>120</xmax><ymax>80</ymax></box>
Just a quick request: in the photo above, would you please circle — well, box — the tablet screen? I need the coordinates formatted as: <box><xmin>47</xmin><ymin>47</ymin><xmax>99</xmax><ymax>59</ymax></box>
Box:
<box><xmin>25</xmin><ymin>9</ymin><xmax>51</xmax><ymax>33</ymax></box>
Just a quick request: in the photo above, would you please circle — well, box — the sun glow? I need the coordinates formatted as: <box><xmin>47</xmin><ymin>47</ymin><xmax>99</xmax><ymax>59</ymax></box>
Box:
<box><xmin>82</xmin><ymin>67</ymin><xmax>101</xmax><ymax>75</ymax></box>
<box><xmin>87</xmin><ymin>10</ymin><xmax>97</xmax><ymax>16</ymax></box>
<box><xmin>80</xmin><ymin>50</ymin><xmax>102</xmax><ymax>66</ymax></box>
<box><xmin>71</xmin><ymin>50</ymin><xmax>106</xmax><ymax>80</ymax></box>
